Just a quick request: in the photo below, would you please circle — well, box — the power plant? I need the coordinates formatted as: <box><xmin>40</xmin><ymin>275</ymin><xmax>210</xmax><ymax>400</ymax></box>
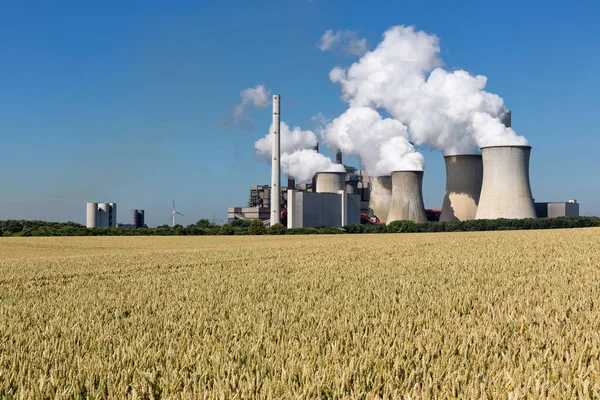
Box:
<box><xmin>386</xmin><ymin>171</ymin><xmax>427</xmax><ymax>224</ymax></box>
<box><xmin>225</xmin><ymin>98</ymin><xmax>580</xmax><ymax>229</ymax></box>
<box><xmin>440</xmin><ymin>155</ymin><xmax>483</xmax><ymax>222</ymax></box>
<box><xmin>475</xmin><ymin>145</ymin><xmax>537</xmax><ymax>220</ymax></box>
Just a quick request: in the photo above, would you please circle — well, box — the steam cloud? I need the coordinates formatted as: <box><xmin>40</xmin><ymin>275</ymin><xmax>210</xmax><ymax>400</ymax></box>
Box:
<box><xmin>329</xmin><ymin>25</ymin><xmax>528</xmax><ymax>155</ymax></box>
<box><xmin>219</xmin><ymin>85</ymin><xmax>271</xmax><ymax>130</ymax></box>
<box><xmin>281</xmin><ymin>150</ymin><xmax>345</xmax><ymax>182</ymax></box>
<box><xmin>317</xmin><ymin>29</ymin><xmax>370</xmax><ymax>56</ymax></box>
<box><xmin>254</xmin><ymin>121</ymin><xmax>343</xmax><ymax>182</ymax></box>
<box><xmin>321</xmin><ymin>107</ymin><xmax>425</xmax><ymax>175</ymax></box>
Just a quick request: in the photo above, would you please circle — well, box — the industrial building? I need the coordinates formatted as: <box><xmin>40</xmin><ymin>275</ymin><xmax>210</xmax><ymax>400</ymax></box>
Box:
<box><xmin>535</xmin><ymin>200</ymin><xmax>579</xmax><ymax>218</ymax></box>
<box><xmin>86</xmin><ymin>202</ymin><xmax>117</xmax><ymax>228</ymax></box>
<box><xmin>287</xmin><ymin>191</ymin><xmax>360</xmax><ymax>228</ymax></box>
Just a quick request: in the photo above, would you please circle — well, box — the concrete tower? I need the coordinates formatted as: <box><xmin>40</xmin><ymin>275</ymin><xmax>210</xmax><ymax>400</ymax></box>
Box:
<box><xmin>315</xmin><ymin>172</ymin><xmax>346</xmax><ymax>193</ymax></box>
<box><xmin>86</xmin><ymin>202</ymin><xmax>98</xmax><ymax>228</ymax></box>
<box><xmin>368</xmin><ymin>176</ymin><xmax>392</xmax><ymax>223</ymax></box>
<box><xmin>270</xmin><ymin>94</ymin><xmax>281</xmax><ymax>225</ymax></box>
<box><xmin>97</xmin><ymin>203</ymin><xmax>110</xmax><ymax>228</ymax></box>
<box><xmin>108</xmin><ymin>202</ymin><xmax>117</xmax><ymax>228</ymax></box>
<box><xmin>439</xmin><ymin>155</ymin><xmax>483</xmax><ymax>222</ymax></box>
<box><xmin>475</xmin><ymin>145</ymin><xmax>536</xmax><ymax>219</ymax></box>
<box><xmin>386</xmin><ymin>171</ymin><xmax>427</xmax><ymax>223</ymax></box>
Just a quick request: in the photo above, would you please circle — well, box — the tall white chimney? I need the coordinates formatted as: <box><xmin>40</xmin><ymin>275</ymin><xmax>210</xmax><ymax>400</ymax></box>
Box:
<box><xmin>270</xmin><ymin>94</ymin><xmax>281</xmax><ymax>226</ymax></box>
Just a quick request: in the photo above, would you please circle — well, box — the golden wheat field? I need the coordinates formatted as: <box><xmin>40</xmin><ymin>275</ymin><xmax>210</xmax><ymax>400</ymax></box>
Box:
<box><xmin>1</xmin><ymin>229</ymin><xmax>600</xmax><ymax>399</ymax></box>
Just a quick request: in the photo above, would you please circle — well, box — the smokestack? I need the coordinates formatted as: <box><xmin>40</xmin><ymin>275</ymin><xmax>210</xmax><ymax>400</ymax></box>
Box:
<box><xmin>270</xmin><ymin>95</ymin><xmax>281</xmax><ymax>225</ymax></box>
<box><xmin>336</xmin><ymin>150</ymin><xmax>343</xmax><ymax>165</ymax></box>
<box><xmin>386</xmin><ymin>171</ymin><xmax>427</xmax><ymax>224</ymax></box>
<box><xmin>368</xmin><ymin>176</ymin><xmax>392</xmax><ymax>223</ymax></box>
<box><xmin>287</xmin><ymin>176</ymin><xmax>295</xmax><ymax>191</ymax></box>
<box><xmin>439</xmin><ymin>155</ymin><xmax>483</xmax><ymax>222</ymax></box>
<box><xmin>311</xmin><ymin>143</ymin><xmax>319</xmax><ymax>193</ymax></box>
<box><xmin>475</xmin><ymin>145</ymin><xmax>536</xmax><ymax>219</ymax></box>
<box><xmin>501</xmin><ymin>110</ymin><xmax>512</xmax><ymax>128</ymax></box>
<box><xmin>315</xmin><ymin>172</ymin><xmax>346</xmax><ymax>193</ymax></box>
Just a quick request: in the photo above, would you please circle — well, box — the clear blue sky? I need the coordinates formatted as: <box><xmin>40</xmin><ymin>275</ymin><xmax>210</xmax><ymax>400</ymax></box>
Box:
<box><xmin>1</xmin><ymin>0</ymin><xmax>599</xmax><ymax>226</ymax></box>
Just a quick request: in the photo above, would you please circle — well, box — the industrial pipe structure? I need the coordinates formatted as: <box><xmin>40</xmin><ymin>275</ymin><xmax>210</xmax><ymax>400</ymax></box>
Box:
<box><xmin>475</xmin><ymin>145</ymin><xmax>536</xmax><ymax>220</ymax></box>
<box><xmin>439</xmin><ymin>155</ymin><xmax>483</xmax><ymax>222</ymax></box>
<box><xmin>386</xmin><ymin>171</ymin><xmax>427</xmax><ymax>224</ymax></box>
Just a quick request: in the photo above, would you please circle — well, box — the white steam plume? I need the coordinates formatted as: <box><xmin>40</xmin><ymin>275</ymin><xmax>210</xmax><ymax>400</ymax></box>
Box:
<box><xmin>255</xmin><ymin>121</ymin><xmax>318</xmax><ymax>159</ymax></box>
<box><xmin>281</xmin><ymin>150</ymin><xmax>345</xmax><ymax>182</ymax></box>
<box><xmin>317</xmin><ymin>29</ymin><xmax>369</xmax><ymax>56</ymax></box>
<box><xmin>219</xmin><ymin>85</ymin><xmax>271</xmax><ymax>130</ymax></box>
<box><xmin>322</xmin><ymin>107</ymin><xmax>425</xmax><ymax>176</ymax></box>
<box><xmin>254</xmin><ymin>121</ymin><xmax>341</xmax><ymax>182</ymax></box>
<box><xmin>330</xmin><ymin>25</ymin><xmax>527</xmax><ymax>154</ymax></box>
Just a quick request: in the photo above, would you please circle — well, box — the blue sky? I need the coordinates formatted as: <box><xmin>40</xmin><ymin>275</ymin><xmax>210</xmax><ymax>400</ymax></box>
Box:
<box><xmin>1</xmin><ymin>0</ymin><xmax>599</xmax><ymax>226</ymax></box>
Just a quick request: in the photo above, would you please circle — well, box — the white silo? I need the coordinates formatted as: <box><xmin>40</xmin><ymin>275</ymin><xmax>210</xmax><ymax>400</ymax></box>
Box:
<box><xmin>315</xmin><ymin>172</ymin><xmax>346</xmax><ymax>193</ymax></box>
<box><xmin>97</xmin><ymin>203</ymin><xmax>110</xmax><ymax>228</ymax></box>
<box><xmin>439</xmin><ymin>155</ymin><xmax>483</xmax><ymax>222</ymax></box>
<box><xmin>86</xmin><ymin>202</ymin><xmax>98</xmax><ymax>228</ymax></box>
<box><xmin>475</xmin><ymin>145</ymin><xmax>536</xmax><ymax>219</ymax></box>
<box><xmin>386</xmin><ymin>171</ymin><xmax>427</xmax><ymax>223</ymax></box>
<box><xmin>368</xmin><ymin>175</ymin><xmax>392</xmax><ymax>223</ymax></box>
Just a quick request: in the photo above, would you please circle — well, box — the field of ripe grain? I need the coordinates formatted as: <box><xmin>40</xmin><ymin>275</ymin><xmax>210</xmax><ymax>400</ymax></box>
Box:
<box><xmin>1</xmin><ymin>229</ymin><xmax>600</xmax><ymax>398</ymax></box>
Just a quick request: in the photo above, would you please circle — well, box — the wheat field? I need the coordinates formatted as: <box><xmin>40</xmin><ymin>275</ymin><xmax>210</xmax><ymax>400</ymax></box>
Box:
<box><xmin>1</xmin><ymin>229</ymin><xmax>599</xmax><ymax>398</ymax></box>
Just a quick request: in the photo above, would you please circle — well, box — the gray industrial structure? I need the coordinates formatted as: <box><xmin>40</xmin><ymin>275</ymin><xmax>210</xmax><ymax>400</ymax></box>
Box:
<box><xmin>287</xmin><ymin>190</ymin><xmax>360</xmax><ymax>228</ymax></box>
<box><xmin>386</xmin><ymin>171</ymin><xmax>427</xmax><ymax>223</ymax></box>
<box><xmin>368</xmin><ymin>176</ymin><xmax>392</xmax><ymax>223</ymax></box>
<box><xmin>315</xmin><ymin>172</ymin><xmax>346</xmax><ymax>194</ymax></box>
<box><xmin>130</xmin><ymin>209</ymin><xmax>145</xmax><ymax>228</ymax></box>
<box><xmin>535</xmin><ymin>200</ymin><xmax>579</xmax><ymax>218</ymax></box>
<box><xmin>476</xmin><ymin>145</ymin><xmax>537</xmax><ymax>220</ymax></box>
<box><xmin>86</xmin><ymin>202</ymin><xmax>117</xmax><ymax>228</ymax></box>
<box><xmin>440</xmin><ymin>155</ymin><xmax>483</xmax><ymax>222</ymax></box>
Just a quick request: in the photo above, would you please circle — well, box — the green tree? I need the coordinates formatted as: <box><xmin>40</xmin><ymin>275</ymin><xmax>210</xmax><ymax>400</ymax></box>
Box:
<box><xmin>219</xmin><ymin>224</ymin><xmax>234</xmax><ymax>235</ymax></box>
<box><xmin>248</xmin><ymin>219</ymin><xmax>266</xmax><ymax>235</ymax></box>
<box><xmin>267</xmin><ymin>223</ymin><xmax>286</xmax><ymax>235</ymax></box>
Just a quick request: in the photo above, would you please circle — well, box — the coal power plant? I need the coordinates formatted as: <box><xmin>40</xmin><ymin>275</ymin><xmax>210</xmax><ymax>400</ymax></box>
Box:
<box><xmin>227</xmin><ymin>90</ymin><xmax>579</xmax><ymax>229</ymax></box>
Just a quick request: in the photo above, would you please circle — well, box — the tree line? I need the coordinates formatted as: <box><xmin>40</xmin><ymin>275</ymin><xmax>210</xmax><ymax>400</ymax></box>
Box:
<box><xmin>1</xmin><ymin>216</ymin><xmax>599</xmax><ymax>237</ymax></box>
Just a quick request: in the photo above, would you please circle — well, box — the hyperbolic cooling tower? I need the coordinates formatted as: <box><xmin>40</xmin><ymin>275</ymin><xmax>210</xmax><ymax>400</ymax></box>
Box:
<box><xmin>386</xmin><ymin>171</ymin><xmax>427</xmax><ymax>223</ymax></box>
<box><xmin>440</xmin><ymin>155</ymin><xmax>483</xmax><ymax>222</ymax></box>
<box><xmin>475</xmin><ymin>145</ymin><xmax>536</xmax><ymax>219</ymax></box>
<box><xmin>368</xmin><ymin>175</ymin><xmax>392</xmax><ymax>223</ymax></box>
<box><xmin>86</xmin><ymin>202</ymin><xmax>98</xmax><ymax>228</ymax></box>
<box><xmin>315</xmin><ymin>171</ymin><xmax>346</xmax><ymax>193</ymax></box>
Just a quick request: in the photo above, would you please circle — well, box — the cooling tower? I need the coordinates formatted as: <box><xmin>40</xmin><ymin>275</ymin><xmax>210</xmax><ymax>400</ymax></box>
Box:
<box><xmin>386</xmin><ymin>171</ymin><xmax>427</xmax><ymax>224</ymax></box>
<box><xmin>97</xmin><ymin>203</ymin><xmax>110</xmax><ymax>228</ymax></box>
<box><xmin>315</xmin><ymin>172</ymin><xmax>346</xmax><ymax>193</ymax></box>
<box><xmin>439</xmin><ymin>155</ymin><xmax>483</xmax><ymax>222</ymax></box>
<box><xmin>475</xmin><ymin>145</ymin><xmax>536</xmax><ymax>220</ymax></box>
<box><xmin>368</xmin><ymin>176</ymin><xmax>392</xmax><ymax>223</ymax></box>
<box><xmin>86</xmin><ymin>202</ymin><xmax>98</xmax><ymax>228</ymax></box>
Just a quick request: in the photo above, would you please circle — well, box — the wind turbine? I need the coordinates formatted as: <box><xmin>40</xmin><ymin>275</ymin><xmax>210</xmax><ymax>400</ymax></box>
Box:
<box><xmin>170</xmin><ymin>199</ymin><xmax>185</xmax><ymax>227</ymax></box>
